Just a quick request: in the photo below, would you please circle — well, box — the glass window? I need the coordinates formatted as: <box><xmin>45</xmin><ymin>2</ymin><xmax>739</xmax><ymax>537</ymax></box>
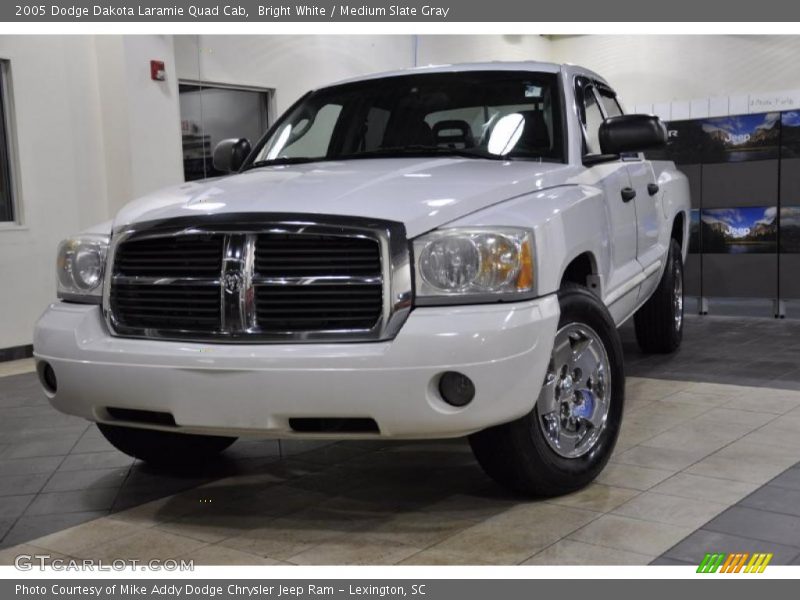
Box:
<box><xmin>262</xmin><ymin>103</ymin><xmax>342</xmax><ymax>159</ymax></box>
<box><xmin>582</xmin><ymin>86</ymin><xmax>605</xmax><ymax>155</ymax></box>
<box><xmin>598</xmin><ymin>90</ymin><xmax>624</xmax><ymax>118</ymax></box>
<box><xmin>0</xmin><ymin>61</ymin><xmax>15</xmax><ymax>223</ymax></box>
<box><xmin>179</xmin><ymin>84</ymin><xmax>271</xmax><ymax>181</ymax></box>
<box><xmin>250</xmin><ymin>71</ymin><xmax>564</xmax><ymax>165</ymax></box>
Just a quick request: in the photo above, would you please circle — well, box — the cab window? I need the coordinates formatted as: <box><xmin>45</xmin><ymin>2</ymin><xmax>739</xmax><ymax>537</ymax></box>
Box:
<box><xmin>598</xmin><ymin>90</ymin><xmax>623</xmax><ymax>118</ymax></box>
<box><xmin>581</xmin><ymin>86</ymin><xmax>604</xmax><ymax>155</ymax></box>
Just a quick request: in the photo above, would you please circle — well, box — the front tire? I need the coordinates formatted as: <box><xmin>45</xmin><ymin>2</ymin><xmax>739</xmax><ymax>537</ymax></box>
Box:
<box><xmin>98</xmin><ymin>423</ymin><xmax>236</xmax><ymax>467</ymax></box>
<box><xmin>634</xmin><ymin>238</ymin><xmax>684</xmax><ymax>354</ymax></box>
<box><xmin>469</xmin><ymin>284</ymin><xmax>625</xmax><ymax>497</ymax></box>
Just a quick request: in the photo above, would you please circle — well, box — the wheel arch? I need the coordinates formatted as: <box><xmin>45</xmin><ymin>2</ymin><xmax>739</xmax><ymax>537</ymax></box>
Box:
<box><xmin>671</xmin><ymin>210</ymin><xmax>687</xmax><ymax>258</ymax></box>
<box><xmin>559</xmin><ymin>251</ymin><xmax>600</xmax><ymax>296</ymax></box>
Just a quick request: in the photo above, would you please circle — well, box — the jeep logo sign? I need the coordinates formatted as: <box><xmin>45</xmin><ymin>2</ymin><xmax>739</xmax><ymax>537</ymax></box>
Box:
<box><xmin>728</xmin><ymin>226</ymin><xmax>751</xmax><ymax>237</ymax></box>
<box><xmin>726</xmin><ymin>133</ymin><xmax>751</xmax><ymax>144</ymax></box>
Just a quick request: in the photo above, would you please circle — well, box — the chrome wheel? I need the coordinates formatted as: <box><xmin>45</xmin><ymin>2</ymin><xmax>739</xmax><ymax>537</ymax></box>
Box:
<box><xmin>536</xmin><ymin>323</ymin><xmax>611</xmax><ymax>459</ymax></box>
<box><xmin>673</xmin><ymin>263</ymin><xmax>683</xmax><ymax>332</ymax></box>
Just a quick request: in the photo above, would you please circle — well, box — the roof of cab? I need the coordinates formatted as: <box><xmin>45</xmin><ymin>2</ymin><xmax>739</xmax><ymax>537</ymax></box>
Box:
<box><xmin>324</xmin><ymin>61</ymin><xmax>609</xmax><ymax>89</ymax></box>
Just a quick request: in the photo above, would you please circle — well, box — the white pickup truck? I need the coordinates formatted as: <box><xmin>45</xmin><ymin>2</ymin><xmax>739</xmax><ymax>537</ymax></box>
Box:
<box><xmin>34</xmin><ymin>62</ymin><xmax>690</xmax><ymax>496</ymax></box>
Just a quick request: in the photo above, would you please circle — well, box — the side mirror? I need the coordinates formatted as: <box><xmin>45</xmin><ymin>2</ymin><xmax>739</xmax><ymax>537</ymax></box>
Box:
<box><xmin>599</xmin><ymin>115</ymin><xmax>667</xmax><ymax>155</ymax></box>
<box><xmin>212</xmin><ymin>138</ymin><xmax>252</xmax><ymax>173</ymax></box>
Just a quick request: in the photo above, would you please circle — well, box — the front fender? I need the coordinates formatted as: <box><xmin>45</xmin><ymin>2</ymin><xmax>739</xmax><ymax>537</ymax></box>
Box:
<box><xmin>441</xmin><ymin>185</ymin><xmax>612</xmax><ymax>298</ymax></box>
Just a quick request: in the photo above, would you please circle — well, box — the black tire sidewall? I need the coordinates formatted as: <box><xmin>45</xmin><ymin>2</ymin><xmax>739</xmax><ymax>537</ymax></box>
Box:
<box><xmin>634</xmin><ymin>238</ymin><xmax>685</xmax><ymax>354</ymax></box>
<box><xmin>651</xmin><ymin>239</ymin><xmax>684</xmax><ymax>348</ymax></box>
<box><xmin>670</xmin><ymin>240</ymin><xmax>685</xmax><ymax>342</ymax></box>
<box><xmin>98</xmin><ymin>423</ymin><xmax>236</xmax><ymax>465</ymax></box>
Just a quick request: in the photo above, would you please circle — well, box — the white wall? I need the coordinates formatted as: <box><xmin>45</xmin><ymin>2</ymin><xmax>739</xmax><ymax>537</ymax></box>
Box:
<box><xmin>0</xmin><ymin>37</ymin><xmax>108</xmax><ymax>348</ymax></box>
<box><xmin>0</xmin><ymin>35</ymin><xmax>184</xmax><ymax>349</ymax></box>
<box><xmin>174</xmin><ymin>35</ymin><xmax>416</xmax><ymax>114</ymax></box>
<box><xmin>550</xmin><ymin>35</ymin><xmax>800</xmax><ymax>111</ymax></box>
<box><xmin>176</xmin><ymin>35</ymin><xmax>800</xmax><ymax>124</ymax></box>
<box><xmin>416</xmin><ymin>35</ymin><xmax>551</xmax><ymax>65</ymax></box>
<box><xmin>96</xmin><ymin>36</ymin><xmax>183</xmax><ymax>213</ymax></box>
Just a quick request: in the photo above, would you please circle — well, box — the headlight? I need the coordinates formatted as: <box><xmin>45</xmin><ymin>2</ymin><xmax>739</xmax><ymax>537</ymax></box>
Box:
<box><xmin>56</xmin><ymin>234</ymin><xmax>109</xmax><ymax>303</ymax></box>
<box><xmin>413</xmin><ymin>227</ymin><xmax>534</xmax><ymax>304</ymax></box>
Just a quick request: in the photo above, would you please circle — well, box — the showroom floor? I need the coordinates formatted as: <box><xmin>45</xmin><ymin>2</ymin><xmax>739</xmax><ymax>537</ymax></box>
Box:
<box><xmin>1</xmin><ymin>315</ymin><xmax>800</xmax><ymax>565</ymax></box>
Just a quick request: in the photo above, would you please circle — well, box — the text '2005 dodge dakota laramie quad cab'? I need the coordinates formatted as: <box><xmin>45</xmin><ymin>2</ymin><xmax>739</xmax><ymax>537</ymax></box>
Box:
<box><xmin>35</xmin><ymin>62</ymin><xmax>690</xmax><ymax>496</ymax></box>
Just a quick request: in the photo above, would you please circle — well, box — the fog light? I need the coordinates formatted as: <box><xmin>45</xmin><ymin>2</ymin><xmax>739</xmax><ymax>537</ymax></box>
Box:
<box><xmin>38</xmin><ymin>361</ymin><xmax>58</xmax><ymax>394</ymax></box>
<box><xmin>438</xmin><ymin>371</ymin><xmax>475</xmax><ymax>407</ymax></box>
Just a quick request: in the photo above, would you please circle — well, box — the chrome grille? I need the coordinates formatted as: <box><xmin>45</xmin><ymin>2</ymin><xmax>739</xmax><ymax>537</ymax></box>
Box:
<box><xmin>104</xmin><ymin>216</ymin><xmax>412</xmax><ymax>343</ymax></box>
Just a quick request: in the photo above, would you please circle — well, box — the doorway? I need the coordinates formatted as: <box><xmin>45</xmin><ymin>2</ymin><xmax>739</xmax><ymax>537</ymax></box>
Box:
<box><xmin>179</xmin><ymin>82</ymin><xmax>272</xmax><ymax>181</ymax></box>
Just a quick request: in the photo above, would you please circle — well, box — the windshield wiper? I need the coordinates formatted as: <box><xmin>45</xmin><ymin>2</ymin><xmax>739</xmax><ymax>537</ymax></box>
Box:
<box><xmin>338</xmin><ymin>145</ymin><xmax>507</xmax><ymax>161</ymax></box>
<box><xmin>245</xmin><ymin>145</ymin><xmax>508</xmax><ymax>171</ymax></box>
<box><xmin>245</xmin><ymin>156</ymin><xmax>324</xmax><ymax>170</ymax></box>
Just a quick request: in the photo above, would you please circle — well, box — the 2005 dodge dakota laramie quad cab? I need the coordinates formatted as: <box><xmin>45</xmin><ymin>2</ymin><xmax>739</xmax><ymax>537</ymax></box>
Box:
<box><xmin>35</xmin><ymin>62</ymin><xmax>690</xmax><ymax>496</ymax></box>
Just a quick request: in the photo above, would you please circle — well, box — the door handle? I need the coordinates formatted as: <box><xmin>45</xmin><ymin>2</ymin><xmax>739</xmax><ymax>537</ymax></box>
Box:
<box><xmin>621</xmin><ymin>187</ymin><xmax>636</xmax><ymax>202</ymax></box>
<box><xmin>647</xmin><ymin>183</ymin><xmax>660</xmax><ymax>196</ymax></box>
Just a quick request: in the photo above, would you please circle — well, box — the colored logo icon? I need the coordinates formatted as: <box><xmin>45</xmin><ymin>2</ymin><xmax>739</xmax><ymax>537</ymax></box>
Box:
<box><xmin>697</xmin><ymin>552</ymin><xmax>773</xmax><ymax>573</ymax></box>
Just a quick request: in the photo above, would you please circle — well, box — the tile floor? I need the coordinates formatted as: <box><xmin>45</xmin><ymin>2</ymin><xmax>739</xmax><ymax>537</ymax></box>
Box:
<box><xmin>1</xmin><ymin>316</ymin><xmax>800</xmax><ymax>565</ymax></box>
<box><xmin>0</xmin><ymin>365</ymin><xmax>329</xmax><ymax>549</ymax></box>
<box><xmin>622</xmin><ymin>314</ymin><xmax>800</xmax><ymax>390</ymax></box>
<box><xmin>0</xmin><ymin>357</ymin><xmax>35</xmax><ymax>378</ymax></box>
<box><xmin>655</xmin><ymin>459</ymin><xmax>800</xmax><ymax>565</ymax></box>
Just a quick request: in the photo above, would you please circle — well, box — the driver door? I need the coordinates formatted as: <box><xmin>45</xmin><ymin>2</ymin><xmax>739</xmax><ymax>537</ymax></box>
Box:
<box><xmin>576</xmin><ymin>79</ymin><xmax>641</xmax><ymax>323</ymax></box>
<box><xmin>595</xmin><ymin>88</ymin><xmax>664</xmax><ymax>301</ymax></box>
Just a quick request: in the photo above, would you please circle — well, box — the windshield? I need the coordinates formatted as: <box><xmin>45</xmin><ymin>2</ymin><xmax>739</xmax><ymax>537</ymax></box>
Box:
<box><xmin>248</xmin><ymin>71</ymin><xmax>564</xmax><ymax>167</ymax></box>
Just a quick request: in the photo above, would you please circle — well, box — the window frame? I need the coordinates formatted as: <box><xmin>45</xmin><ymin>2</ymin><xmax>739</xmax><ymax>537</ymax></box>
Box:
<box><xmin>576</xmin><ymin>80</ymin><xmax>606</xmax><ymax>156</ymax></box>
<box><xmin>0</xmin><ymin>59</ymin><xmax>21</xmax><ymax>229</ymax></box>
<box><xmin>575</xmin><ymin>75</ymin><xmax>636</xmax><ymax>165</ymax></box>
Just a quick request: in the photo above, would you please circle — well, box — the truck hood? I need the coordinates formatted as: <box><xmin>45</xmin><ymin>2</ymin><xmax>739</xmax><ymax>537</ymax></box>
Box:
<box><xmin>115</xmin><ymin>158</ymin><xmax>577</xmax><ymax>238</ymax></box>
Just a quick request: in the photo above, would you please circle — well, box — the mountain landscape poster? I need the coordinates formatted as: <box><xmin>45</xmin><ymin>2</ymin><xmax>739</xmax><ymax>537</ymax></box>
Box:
<box><xmin>781</xmin><ymin>206</ymin><xmax>800</xmax><ymax>253</ymax></box>
<box><xmin>782</xmin><ymin>112</ymin><xmax>800</xmax><ymax>158</ymax></box>
<box><xmin>701</xmin><ymin>206</ymin><xmax>778</xmax><ymax>253</ymax></box>
<box><xmin>701</xmin><ymin>113</ymin><xmax>781</xmax><ymax>162</ymax></box>
<box><xmin>689</xmin><ymin>209</ymin><xmax>701</xmax><ymax>253</ymax></box>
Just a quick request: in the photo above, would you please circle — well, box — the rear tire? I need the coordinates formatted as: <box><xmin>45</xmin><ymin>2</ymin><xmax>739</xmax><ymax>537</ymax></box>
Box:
<box><xmin>98</xmin><ymin>423</ymin><xmax>236</xmax><ymax>467</ymax></box>
<box><xmin>634</xmin><ymin>239</ymin><xmax>684</xmax><ymax>354</ymax></box>
<box><xmin>469</xmin><ymin>283</ymin><xmax>625</xmax><ymax>497</ymax></box>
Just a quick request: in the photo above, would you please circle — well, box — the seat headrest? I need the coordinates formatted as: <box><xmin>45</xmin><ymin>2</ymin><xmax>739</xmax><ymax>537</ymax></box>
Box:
<box><xmin>516</xmin><ymin>110</ymin><xmax>551</xmax><ymax>151</ymax></box>
<box><xmin>432</xmin><ymin>120</ymin><xmax>474</xmax><ymax>148</ymax></box>
<box><xmin>383</xmin><ymin>118</ymin><xmax>434</xmax><ymax>148</ymax></box>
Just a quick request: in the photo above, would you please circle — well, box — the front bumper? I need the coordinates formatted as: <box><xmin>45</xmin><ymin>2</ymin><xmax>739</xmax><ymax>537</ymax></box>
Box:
<box><xmin>33</xmin><ymin>296</ymin><xmax>559</xmax><ymax>439</ymax></box>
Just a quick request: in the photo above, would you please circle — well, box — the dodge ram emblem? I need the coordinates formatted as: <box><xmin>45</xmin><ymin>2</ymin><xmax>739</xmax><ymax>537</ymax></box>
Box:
<box><xmin>223</xmin><ymin>272</ymin><xmax>243</xmax><ymax>294</ymax></box>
